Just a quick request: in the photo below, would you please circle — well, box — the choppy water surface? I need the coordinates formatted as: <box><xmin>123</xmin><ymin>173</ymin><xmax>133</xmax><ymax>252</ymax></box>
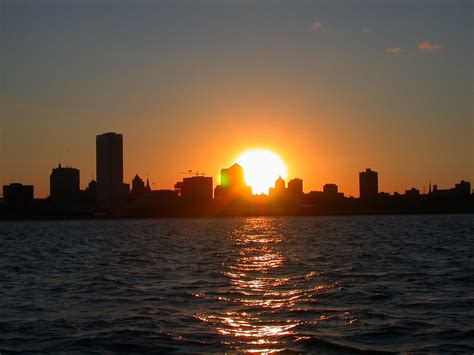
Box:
<box><xmin>1</xmin><ymin>215</ymin><xmax>473</xmax><ymax>353</ymax></box>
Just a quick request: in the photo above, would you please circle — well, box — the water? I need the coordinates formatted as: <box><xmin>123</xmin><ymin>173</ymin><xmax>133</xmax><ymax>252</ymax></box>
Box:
<box><xmin>1</xmin><ymin>215</ymin><xmax>473</xmax><ymax>353</ymax></box>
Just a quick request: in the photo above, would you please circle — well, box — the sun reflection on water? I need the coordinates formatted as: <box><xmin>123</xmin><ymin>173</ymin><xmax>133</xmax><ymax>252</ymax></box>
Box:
<box><xmin>193</xmin><ymin>218</ymin><xmax>341</xmax><ymax>353</ymax></box>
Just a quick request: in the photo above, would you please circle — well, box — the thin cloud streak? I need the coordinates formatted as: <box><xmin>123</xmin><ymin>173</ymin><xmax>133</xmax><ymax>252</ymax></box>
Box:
<box><xmin>386</xmin><ymin>47</ymin><xmax>402</xmax><ymax>55</ymax></box>
<box><xmin>311</xmin><ymin>20</ymin><xmax>322</xmax><ymax>30</ymax></box>
<box><xmin>418</xmin><ymin>40</ymin><xmax>442</xmax><ymax>52</ymax></box>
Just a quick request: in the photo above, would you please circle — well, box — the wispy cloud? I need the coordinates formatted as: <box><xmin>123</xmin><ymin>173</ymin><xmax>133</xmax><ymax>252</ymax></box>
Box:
<box><xmin>361</xmin><ymin>28</ymin><xmax>371</xmax><ymax>34</ymax></box>
<box><xmin>311</xmin><ymin>20</ymin><xmax>322</xmax><ymax>30</ymax></box>
<box><xmin>418</xmin><ymin>40</ymin><xmax>442</xmax><ymax>52</ymax></box>
<box><xmin>386</xmin><ymin>47</ymin><xmax>402</xmax><ymax>55</ymax></box>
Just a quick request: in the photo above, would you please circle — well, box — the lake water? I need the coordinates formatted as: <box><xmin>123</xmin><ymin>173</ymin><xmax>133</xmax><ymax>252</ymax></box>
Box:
<box><xmin>1</xmin><ymin>215</ymin><xmax>473</xmax><ymax>353</ymax></box>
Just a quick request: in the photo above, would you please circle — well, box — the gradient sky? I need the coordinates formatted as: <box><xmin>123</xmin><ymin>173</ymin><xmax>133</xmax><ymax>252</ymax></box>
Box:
<box><xmin>1</xmin><ymin>0</ymin><xmax>473</xmax><ymax>198</ymax></box>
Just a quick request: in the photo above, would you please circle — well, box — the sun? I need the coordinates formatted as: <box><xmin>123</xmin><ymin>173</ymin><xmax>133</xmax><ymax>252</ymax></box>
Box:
<box><xmin>235</xmin><ymin>149</ymin><xmax>287</xmax><ymax>195</ymax></box>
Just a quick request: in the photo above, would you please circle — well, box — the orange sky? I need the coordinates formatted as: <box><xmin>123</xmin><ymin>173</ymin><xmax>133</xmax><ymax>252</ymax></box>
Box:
<box><xmin>2</xmin><ymin>1</ymin><xmax>473</xmax><ymax>198</ymax></box>
<box><xmin>2</xmin><ymin>96</ymin><xmax>472</xmax><ymax>198</ymax></box>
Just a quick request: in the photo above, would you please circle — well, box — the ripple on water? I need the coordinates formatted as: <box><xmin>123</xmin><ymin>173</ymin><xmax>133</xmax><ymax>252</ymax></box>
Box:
<box><xmin>0</xmin><ymin>215</ymin><xmax>473</xmax><ymax>352</ymax></box>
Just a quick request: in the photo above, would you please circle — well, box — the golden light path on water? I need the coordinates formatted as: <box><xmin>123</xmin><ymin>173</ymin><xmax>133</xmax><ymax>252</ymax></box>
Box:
<box><xmin>194</xmin><ymin>218</ymin><xmax>339</xmax><ymax>353</ymax></box>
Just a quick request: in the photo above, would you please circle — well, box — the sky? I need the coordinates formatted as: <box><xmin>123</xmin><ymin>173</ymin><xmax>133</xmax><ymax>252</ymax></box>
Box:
<box><xmin>1</xmin><ymin>0</ymin><xmax>473</xmax><ymax>198</ymax></box>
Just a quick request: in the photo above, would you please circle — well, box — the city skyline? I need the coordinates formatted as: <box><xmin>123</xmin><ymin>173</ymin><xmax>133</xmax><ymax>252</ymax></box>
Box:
<box><xmin>2</xmin><ymin>1</ymin><xmax>473</xmax><ymax>198</ymax></box>
<box><xmin>1</xmin><ymin>131</ymin><xmax>472</xmax><ymax>201</ymax></box>
<box><xmin>2</xmin><ymin>129</ymin><xmax>471</xmax><ymax>218</ymax></box>
<box><xmin>2</xmin><ymin>2</ymin><xmax>473</xmax><ymax>353</ymax></box>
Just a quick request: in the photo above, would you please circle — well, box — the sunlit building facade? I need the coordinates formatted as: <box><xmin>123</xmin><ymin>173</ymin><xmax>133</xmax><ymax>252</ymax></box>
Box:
<box><xmin>215</xmin><ymin>163</ymin><xmax>251</xmax><ymax>200</ymax></box>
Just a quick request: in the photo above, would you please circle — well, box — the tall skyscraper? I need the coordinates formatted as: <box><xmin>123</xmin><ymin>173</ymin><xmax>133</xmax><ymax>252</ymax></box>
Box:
<box><xmin>359</xmin><ymin>168</ymin><xmax>378</xmax><ymax>201</ymax></box>
<box><xmin>96</xmin><ymin>132</ymin><xmax>128</xmax><ymax>206</ymax></box>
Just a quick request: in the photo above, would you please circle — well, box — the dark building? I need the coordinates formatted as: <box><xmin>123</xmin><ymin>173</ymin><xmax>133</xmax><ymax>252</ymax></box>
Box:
<box><xmin>214</xmin><ymin>163</ymin><xmax>252</xmax><ymax>200</ymax></box>
<box><xmin>359</xmin><ymin>168</ymin><xmax>378</xmax><ymax>201</ymax></box>
<box><xmin>50</xmin><ymin>163</ymin><xmax>80</xmax><ymax>204</ymax></box>
<box><xmin>96</xmin><ymin>132</ymin><xmax>129</xmax><ymax>206</ymax></box>
<box><xmin>288</xmin><ymin>178</ymin><xmax>303</xmax><ymax>195</ymax></box>
<box><xmin>431</xmin><ymin>180</ymin><xmax>472</xmax><ymax>199</ymax></box>
<box><xmin>319</xmin><ymin>183</ymin><xmax>345</xmax><ymax>201</ymax></box>
<box><xmin>130</xmin><ymin>190</ymin><xmax>178</xmax><ymax>212</ymax></box>
<box><xmin>323</xmin><ymin>183</ymin><xmax>338</xmax><ymax>194</ymax></box>
<box><xmin>178</xmin><ymin>176</ymin><xmax>213</xmax><ymax>203</ymax></box>
<box><xmin>3</xmin><ymin>183</ymin><xmax>34</xmax><ymax>210</ymax></box>
<box><xmin>131</xmin><ymin>174</ymin><xmax>146</xmax><ymax>195</ymax></box>
<box><xmin>313</xmin><ymin>183</ymin><xmax>344</xmax><ymax>202</ymax></box>
<box><xmin>81</xmin><ymin>179</ymin><xmax>97</xmax><ymax>205</ymax></box>
<box><xmin>404</xmin><ymin>188</ymin><xmax>420</xmax><ymax>197</ymax></box>
<box><xmin>269</xmin><ymin>176</ymin><xmax>286</xmax><ymax>197</ymax></box>
<box><xmin>454</xmin><ymin>180</ymin><xmax>471</xmax><ymax>196</ymax></box>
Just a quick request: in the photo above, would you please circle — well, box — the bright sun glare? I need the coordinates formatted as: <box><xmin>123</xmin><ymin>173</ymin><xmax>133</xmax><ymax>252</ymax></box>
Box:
<box><xmin>235</xmin><ymin>149</ymin><xmax>287</xmax><ymax>195</ymax></box>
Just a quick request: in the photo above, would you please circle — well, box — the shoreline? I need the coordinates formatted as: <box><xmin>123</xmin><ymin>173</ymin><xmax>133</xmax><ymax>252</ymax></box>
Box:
<box><xmin>2</xmin><ymin>210</ymin><xmax>473</xmax><ymax>221</ymax></box>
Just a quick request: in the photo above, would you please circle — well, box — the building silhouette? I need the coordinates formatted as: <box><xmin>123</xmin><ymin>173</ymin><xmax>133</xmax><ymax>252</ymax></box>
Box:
<box><xmin>214</xmin><ymin>163</ymin><xmax>251</xmax><ymax>200</ymax></box>
<box><xmin>3</xmin><ymin>183</ymin><xmax>34</xmax><ymax>211</ymax></box>
<box><xmin>1</xmin><ymin>131</ymin><xmax>473</xmax><ymax>218</ymax></box>
<box><xmin>454</xmin><ymin>180</ymin><xmax>471</xmax><ymax>196</ymax></box>
<box><xmin>288</xmin><ymin>178</ymin><xmax>303</xmax><ymax>196</ymax></box>
<box><xmin>321</xmin><ymin>183</ymin><xmax>344</xmax><ymax>200</ymax></box>
<box><xmin>131</xmin><ymin>174</ymin><xmax>146</xmax><ymax>195</ymax></box>
<box><xmin>269</xmin><ymin>176</ymin><xmax>286</xmax><ymax>197</ymax></box>
<box><xmin>96</xmin><ymin>132</ymin><xmax>129</xmax><ymax>206</ymax></box>
<box><xmin>221</xmin><ymin>163</ymin><xmax>246</xmax><ymax>188</ymax></box>
<box><xmin>430</xmin><ymin>180</ymin><xmax>471</xmax><ymax>199</ymax></box>
<box><xmin>82</xmin><ymin>179</ymin><xmax>97</xmax><ymax>205</ymax></box>
<box><xmin>306</xmin><ymin>183</ymin><xmax>345</xmax><ymax>208</ymax></box>
<box><xmin>404</xmin><ymin>187</ymin><xmax>420</xmax><ymax>197</ymax></box>
<box><xmin>129</xmin><ymin>189</ymin><xmax>178</xmax><ymax>214</ymax></box>
<box><xmin>129</xmin><ymin>173</ymin><xmax>175</xmax><ymax>212</ymax></box>
<box><xmin>323</xmin><ymin>183</ymin><xmax>338</xmax><ymax>195</ymax></box>
<box><xmin>175</xmin><ymin>176</ymin><xmax>213</xmax><ymax>204</ymax></box>
<box><xmin>275</xmin><ymin>176</ymin><xmax>285</xmax><ymax>190</ymax></box>
<box><xmin>359</xmin><ymin>168</ymin><xmax>378</xmax><ymax>201</ymax></box>
<box><xmin>50</xmin><ymin>163</ymin><xmax>80</xmax><ymax>204</ymax></box>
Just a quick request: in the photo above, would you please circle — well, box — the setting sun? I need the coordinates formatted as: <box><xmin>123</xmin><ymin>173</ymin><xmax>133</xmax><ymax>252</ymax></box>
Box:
<box><xmin>235</xmin><ymin>150</ymin><xmax>287</xmax><ymax>195</ymax></box>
